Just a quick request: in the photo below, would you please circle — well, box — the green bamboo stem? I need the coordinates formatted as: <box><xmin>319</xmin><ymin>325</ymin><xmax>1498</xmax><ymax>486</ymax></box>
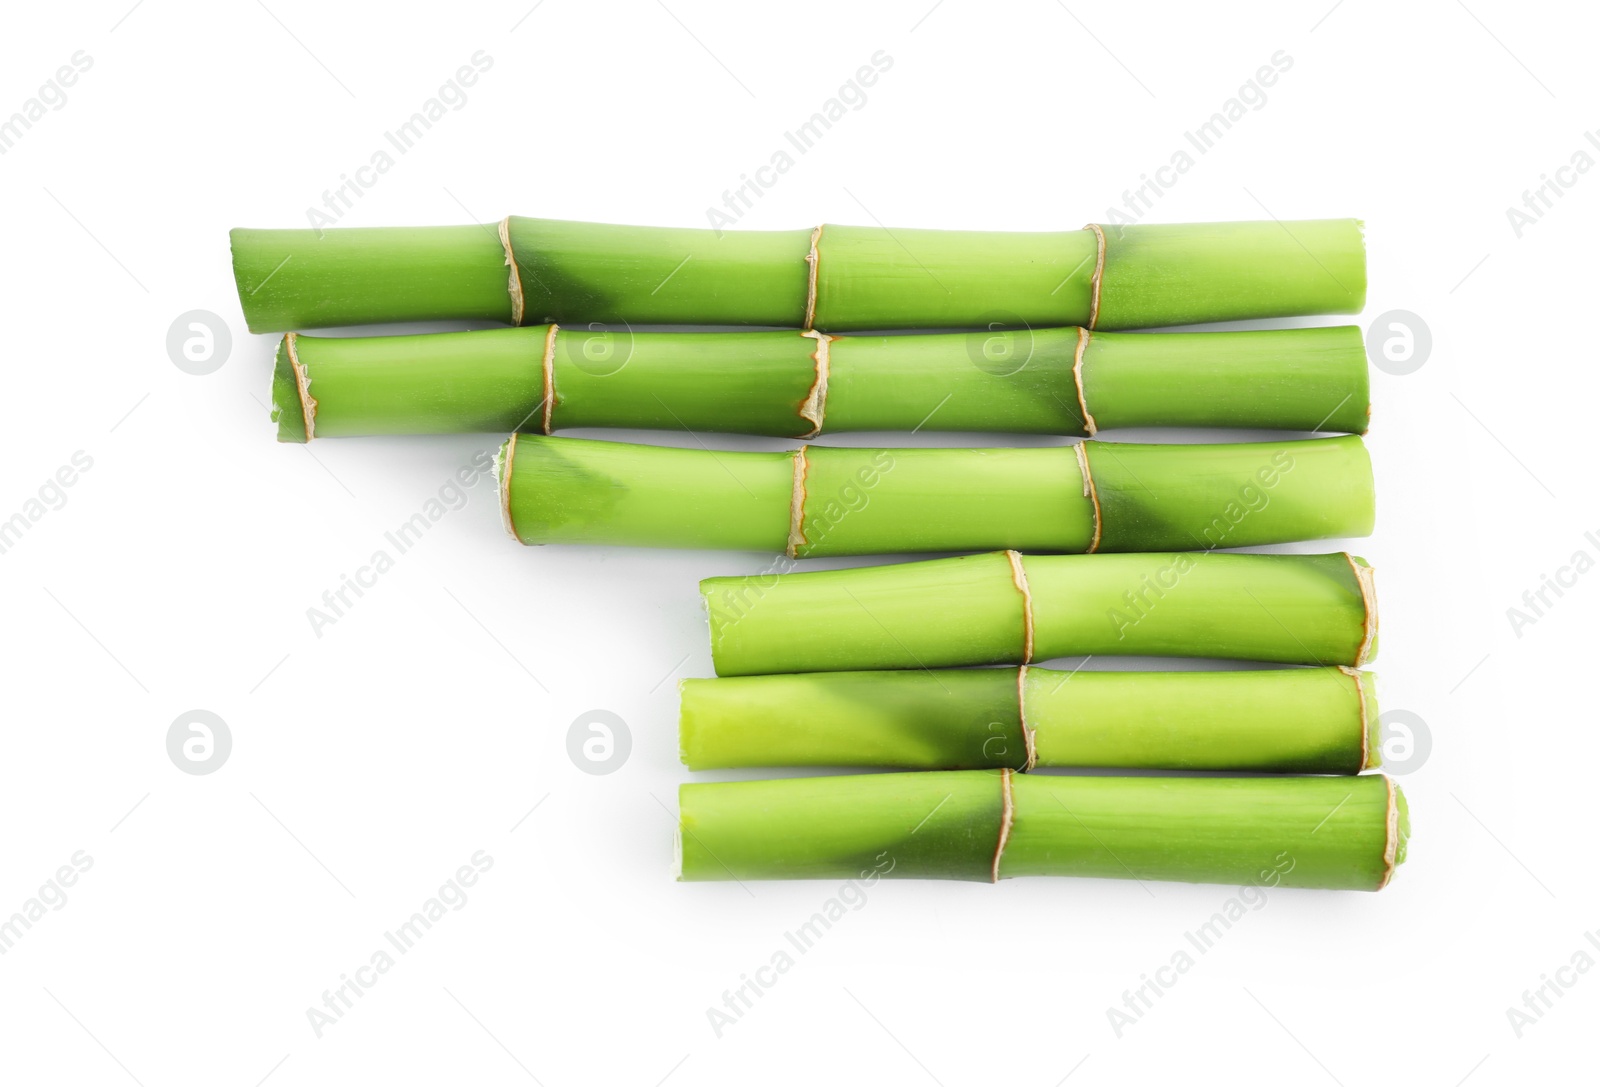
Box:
<box><xmin>269</xmin><ymin>324</ymin><xmax>1371</xmax><ymax>442</ymax></box>
<box><xmin>497</xmin><ymin>434</ymin><xmax>1372</xmax><ymax>555</ymax></box>
<box><xmin>231</xmin><ymin>217</ymin><xmax>1366</xmax><ymax>333</ymax></box>
<box><xmin>703</xmin><ymin>550</ymin><xmax>1378</xmax><ymax>676</ymax></box>
<box><xmin>678</xmin><ymin>770</ymin><xmax>1407</xmax><ymax>890</ymax></box>
<box><xmin>679</xmin><ymin>666</ymin><xmax>1380</xmax><ymax>774</ymax></box>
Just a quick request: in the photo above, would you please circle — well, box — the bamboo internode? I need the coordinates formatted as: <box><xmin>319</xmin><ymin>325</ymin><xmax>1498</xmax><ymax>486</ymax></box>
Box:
<box><xmin>678</xmin><ymin>771</ymin><xmax>1406</xmax><ymax>891</ymax></box>
<box><xmin>269</xmin><ymin>324</ymin><xmax>1371</xmax><ymax>441</ymax></box>
<box><xmin>231</xmin><ymin>217</ymin><xmax>1366</xmax><ymax>333</ymax></box>
<box><xmin>496</xmin><ymin>434</ymin><xmax>1373</xmax><ymax>556</ymax></box>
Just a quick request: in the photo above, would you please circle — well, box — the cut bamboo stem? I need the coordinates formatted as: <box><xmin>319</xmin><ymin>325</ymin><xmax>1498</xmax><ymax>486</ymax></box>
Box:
<box><xmin>703</xmin><ymin>550</ymin><xmax>1378</xmax><ymax>676</ymax></box>
<box><xmin>269</xmin><ymin>324</ymin><xmax>1371</xmax><ymax>442</ymax></box>
<box><xmin>677</xmin><ymin>770</ymin><xmax>1407</xmax><ymax>890</ymax></box>
<box><xmin>231</xmin><ymin>217</ymin><xmax>1366</xmax><ymax>333</ymax></box>
<box><xmin>679</xmin><ymin>666</ymin><xmax>1381</xmax><ymax>774</ymax></box>
<box><xmin>497</xmin><ymin>434</ymin><xmax>1373</xmax><ymax>555</ymax></box>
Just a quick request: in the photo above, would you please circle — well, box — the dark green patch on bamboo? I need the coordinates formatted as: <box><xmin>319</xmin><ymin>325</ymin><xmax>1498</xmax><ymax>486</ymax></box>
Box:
<box><xmin>230</xmin><ymin>217</ymin><xmax>1366</xmax><ymax>333</ymax></box>
<box><xmin>679</xmin><ymin>771</ymin><xmax>1407</xmax><ymax>890</ymax></box>
<box><xmin>496</xmin><ymin>434</ymin><xmax>1373</xmax><ymax>556</ymax></box>
<box><xmin>679</xmin><ymin>666</ymin><xmax>1379</xmax><ymax>774</ymax></box>
<box><xmin>265</xmin><ymin>324</ymin><xmax>1371</xmax><ymax>442</ymax></box>
<box><xmin>702</xmin><ymin>550</ymin><xmax>1378</xmax><ymax>675</ymax></box>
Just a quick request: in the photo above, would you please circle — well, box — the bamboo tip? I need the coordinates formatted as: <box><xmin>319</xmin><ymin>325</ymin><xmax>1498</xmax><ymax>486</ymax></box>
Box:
<box><xmin>1346</xmin><ymin>554</ymin><xmax>1380</xmax><ymax>664</ymax></box>
<box><xmin>269</xmin><ymin>336</ymin><xmax>309</xmax><ymax>443</ymax></box>
<box><xmin>227</xmin><ymin>228</ymin><xmax>267</xmax><ymax>335</ymax></box>
<box><xmin>493</xmin><ymin>435</ymin><xmax>520</xmax><ymax>542</ymax></box>
<box><xmin>1378</xmin><ymin>777</ymin><xmax>1409</xmax><ymax>890</ymax></box>
<box><xmin>1363</xmin><ymin>689</ymin><xmax>1383</xmax><ymax>773</ymax></box>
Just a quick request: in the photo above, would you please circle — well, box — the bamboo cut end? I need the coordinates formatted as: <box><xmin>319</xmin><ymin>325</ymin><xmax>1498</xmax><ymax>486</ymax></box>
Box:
<box><xmin>498</xmin><ymin>216</ymin><xmax>525</xmax><ymax>327</ymax></box>
<box><xmin>1378</xmin><ymin>777</ymin><xmax>1409</xmax><ymax>889</ymax></box>
<box><xmin>268</xmin><ymin>336</ymin><xmax>310</xmax><ymax>443</ymax></box>
<box><xmin>494</xmin><ymin>434</ymin><xmax>521</xmax><ymax>542</ymax></box>
<box><xmin>1346</xmin><ymin>555</ymin><xmax>1380</xmax><ymax>664</ymax></box>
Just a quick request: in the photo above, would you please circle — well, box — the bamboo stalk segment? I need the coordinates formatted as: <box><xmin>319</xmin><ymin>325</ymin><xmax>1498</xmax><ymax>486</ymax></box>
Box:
<box><xmin>677</xmin><ymin>770</ymin><xmax>1406</xmax><ymax>890</ymax></box>
<box><xmin>496</xmin><ymin>434</ymin><xmax>1373</xmax><ymax>556</ymax></box>
<box><xmin>679</xmin><ymin>666</ymin><xmax>1380</xmax><ymax>774</ymax></box>
<box><xmin>231</xmin><ymin>217</ymin><xmax>1366</xmax><ymax>333</ymax></box>
<box><xmin>268</xmin><ymin>324</ymin><xmax>1371</xmax><ymax>442</ymax></box>
<box><xmin>702</xmin><ymin>550</ymin><xmax>1377</xmax><ymax>676</ymax></box>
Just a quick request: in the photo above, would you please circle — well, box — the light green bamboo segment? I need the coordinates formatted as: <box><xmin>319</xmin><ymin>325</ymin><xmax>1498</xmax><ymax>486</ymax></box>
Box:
<box><xmin>230</xmin><ymin>217</ymin><xmax>1365</xmax><ymax>332</ymax></box>
<box><xmin>678</xmin><ymin>771</ymin><xmax>1408</xmax><ymax>890</ymax></box>
<box><xmin>268</xmin><ymin>324</ymin><xmax>1372</xmax><ymax>442</ymax></box>
<box><xmin>1083</xmin><ymin>436</ymin><xmax>1374</xmax><ymax>553</ymax></box>
<box><xmin>1080</xmin><ymin>326</ymin><xmax>1370</xmax><ymax>434</ymax></box>
<box><xmin>1091</xmin><ymin>220</ymin><xmax>1366</xmax><ymax>329</ymax></box>
<box><xmin>677</xmin><ymin>666</ymin><xmax>1380</xmax><ymax>774</ymax></box>
<box><xmin>498</xmin><ymin>434</ymin><xmax>1372</xmax><ymax>555</ymax></box>
<box><xmin>1026</xmin><ymin>667</ymin><xmax>1380</xmax><ymax>773</ymax></box>
<box><xmin>496</xmin><ymin>434</ymin><xmax>793</xmax><ymax>551</ymax></box>
<box><xmin>232</xmin><ymin>225</ymin><xmax>514</xmax><ymax>331</ymax></box>
<box><xmin>702</xmin><ymin>550</ymin><xmax>1378</xmax><ymax>676</ymax></box>
<box><xmin>271</xmin><ymin>329</ymin><xmax>543</xmax><ymax>442</ymax></box>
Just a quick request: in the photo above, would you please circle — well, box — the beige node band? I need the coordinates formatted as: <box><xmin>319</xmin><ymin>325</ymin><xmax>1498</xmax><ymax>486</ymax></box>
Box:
<box><xmin>991</xmin><ymin>767</ymin><xmax>1015</xmax><ymax>883</ymax></box>
<box><xmin>1337</xmin><ymin>665</ymin><xmax>1372</xmax><ymax>770</ymax></box>
<box><xmin>1378</xmin><ymin>776</ymin><xmax>1401</xmax><ymax>890</ymax></box>
<box><xmin>1082</xmin><ymin>223</ymin><xmax>1107</xmax><ymax>330</ymax></box>
<box><xmin>1071</xmin><ymin>326</ymin><xmax>1098</xmax><ymax>436</ymax></box>
<box><xmin>499</xmin><ymin>216</ymin><xmax>525</xmax><ymax>327</ymax></box>
<box><xmin>785</xmin><ymin>446</ymin><xmax>811</xmax><ymax>559</ymax></box>
<box><xmin>1005</xmin><ymin>550</ymin><xmax>1036</xmax><ymax>664</ymax></box>
<box><xmin>1016</xmin><ymin>665</ymin><xmax>1037</xmax><ymax>772</ymax></box>
<box><xmin>798</xmin><ymin>330</ymin><xmax>831</xmax><ymax>438</ymax></box>
<box><xmin>498</xmin><ymin>433</ymin><xmax>520</xmax><ymax>542</ymax></box>
<box><xmin>1073</xmin><ymin>442</ymin><xmax>1103</xmax><ymax>554</ymax></box>
<box><xmin>803</xmin><ymin>224</ymin><xmax>824</xmax><ymax>330</ymax></box>
<box><xmin>1346</xmin><ymin>556</ymin><xmax>1379</xmax><ymax>664</ymax></box>
<box><xmin>284</xmin><ymin>332</ymin><xmax>317</xmax><ymax>440</ymax></box>
<box><xmin>540</xmin><ymin>324</ymin><xmax>560</xmax><ymax>434</ymax></box>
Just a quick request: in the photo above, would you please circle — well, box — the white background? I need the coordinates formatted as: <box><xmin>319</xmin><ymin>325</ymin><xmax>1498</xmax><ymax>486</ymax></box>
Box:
<box><xmin>0</xmin><ymin>1</ymin><xmax>1591</xmax><ymax>1083</ymax></box>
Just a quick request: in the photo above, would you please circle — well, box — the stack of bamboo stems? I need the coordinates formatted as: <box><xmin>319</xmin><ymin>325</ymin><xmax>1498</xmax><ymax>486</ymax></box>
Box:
<box><xmin>231</xmin><ymin>214</ymin><xmax>1407</xmax><ymax>892</ymax></box>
